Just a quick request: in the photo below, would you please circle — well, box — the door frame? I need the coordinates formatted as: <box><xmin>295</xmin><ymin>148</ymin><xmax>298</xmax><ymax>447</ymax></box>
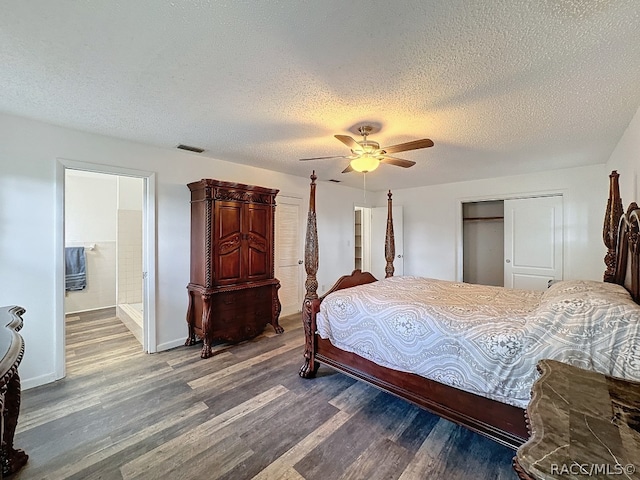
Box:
<box><xmin>456</xmin><ymin>188</ymin><xmax>566</xmax><ymax>283</ymax></box>
<box><xmin>55</xmin><ymin>158</ymin><xmax>157</xmax><ymax>381</ymax></box>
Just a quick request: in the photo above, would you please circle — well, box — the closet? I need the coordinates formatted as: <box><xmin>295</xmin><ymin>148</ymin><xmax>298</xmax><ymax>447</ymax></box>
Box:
<box><xmin>462</xmin><ymin>196</ymin><xmax>564</xmax><ymax>290</ymax></box>
<box><xmin>185</xmin><ymin>179</ymin><xmax>283</xmax><ymax>359</ymax></box>
<box><xmin>463</xmin><ymin>201</ymin><xmax>505</xmax><ymax>286</ymax></box>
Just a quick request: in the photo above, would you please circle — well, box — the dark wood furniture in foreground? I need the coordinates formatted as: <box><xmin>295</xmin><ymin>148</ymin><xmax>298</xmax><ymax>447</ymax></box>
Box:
<box><xmin>513</xmin><ymin>359</ymin><xmax>640</xmax><ymax>480</ymax></box>
<box><xmin>0</xmin><ymin>306</ymin><xmax>28</xmax><ymax>478</ymax></box>
<box><xmin>298</xmin><ymin>169</ymin><xmax>640</xmax><ymax>450</ymax></box>
<box><xmin>186</xmin><ymin>179</ymin><xmax>283</xmax><ymax>359</ymax></box>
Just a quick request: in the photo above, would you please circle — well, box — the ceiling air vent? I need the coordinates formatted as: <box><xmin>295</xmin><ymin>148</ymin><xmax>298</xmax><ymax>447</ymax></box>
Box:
<box><xmin>176</xmin><ymin>144</ymin><xmax>205</xmax><ymax>153</ymax></box>
<box><xmin>328</xmin><ymin>179</ymin><xmax>341</xmax><ymax>183</ymax></box>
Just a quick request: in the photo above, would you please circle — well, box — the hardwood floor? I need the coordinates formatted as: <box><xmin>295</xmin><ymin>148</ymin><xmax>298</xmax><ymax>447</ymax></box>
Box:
<box><xmin>15</xmin><ymin>309</ymin><xmax>517</xmax><ymax>479</ymax></box>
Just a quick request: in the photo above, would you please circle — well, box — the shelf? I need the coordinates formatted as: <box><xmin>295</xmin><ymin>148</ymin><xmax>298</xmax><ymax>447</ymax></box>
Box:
<box><xmin>463</xmin><ymin>216</ymin><xmax>504</xmax><ymax>221</ymax></box>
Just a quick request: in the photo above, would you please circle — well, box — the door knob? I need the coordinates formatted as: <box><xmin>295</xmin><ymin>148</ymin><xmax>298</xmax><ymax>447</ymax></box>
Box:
<box><xmin>298</xmin><ymin>260</ymin><xmax>303</xmax><ymax>264</ymax></box>
<box><xmin>397</xmin><ymin>255</ymin><xmax>403</xmax><ymax>259</ymax></box>
<box><xmin>506</xmin><ymin>259</ymin><xmax>511</xmax><ymax>263</ymax></box>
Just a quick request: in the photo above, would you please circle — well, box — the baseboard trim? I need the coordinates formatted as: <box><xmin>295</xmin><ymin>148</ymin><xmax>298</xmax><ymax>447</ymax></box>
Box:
<box><xmin>65</xmin><ymin>305</ymin><xmax>116</xmax><ymax>316</ymax></box>
<box><xmin>156</xmin><ymin>338</ymin><xmax>186</xmax><ymax>352</ymax></box>
<box><xmin>23</xmin><ymin>372</ymin><xmax>58</xmax><ymax>390</ymax></box>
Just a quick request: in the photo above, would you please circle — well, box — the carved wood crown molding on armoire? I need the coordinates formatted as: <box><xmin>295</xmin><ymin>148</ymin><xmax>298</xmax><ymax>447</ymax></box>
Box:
<box><xmin>184</xmin><ymin>179</ymin><xmax>283</xmax><ymax>359</ymax></box>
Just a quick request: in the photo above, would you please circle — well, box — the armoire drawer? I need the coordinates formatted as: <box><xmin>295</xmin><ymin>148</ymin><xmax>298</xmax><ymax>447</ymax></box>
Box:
<box><xmin>212</xmin><ymin>305</ymin><xmax>270</xmax><ymax>342</ymax></box>
<box><xmin>234</xmin><ymin>286</ymin><xmax>273</xmax><ymax>304</ymax></box>
<box><xmin>213</xmin><ymin>287</ymin><xmax>272</xmax><ymax>312</ymax></box>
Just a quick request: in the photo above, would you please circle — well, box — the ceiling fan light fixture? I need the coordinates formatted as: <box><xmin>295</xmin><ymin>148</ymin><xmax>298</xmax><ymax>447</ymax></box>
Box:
<box><xmin>350</xmin><ymin>154</ymin><xmax>379</xmax><ymax>173</ymax></box>
<box><xmin>299</xmin><ymin>124</ymin><xmax>433</xmax><ymax>174</ymax></box>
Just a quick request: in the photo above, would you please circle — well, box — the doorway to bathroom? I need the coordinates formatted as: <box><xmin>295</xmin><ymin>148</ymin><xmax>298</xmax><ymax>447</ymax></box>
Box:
<box><xmin>56</xmin><ymin>159</ymin><xmax>156</xmax><ymax>380</ymax></box>
<box><xmin>64</xmin><ymin>170</ymin><xmax>145</xmax><ymax>345</ymax></box>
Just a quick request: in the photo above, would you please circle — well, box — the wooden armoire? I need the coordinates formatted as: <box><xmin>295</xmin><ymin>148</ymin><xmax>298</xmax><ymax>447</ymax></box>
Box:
<box><xmin>185</xmin><ymin>179</ymin><xmax>283</xmax><ymax>359</ymax></box>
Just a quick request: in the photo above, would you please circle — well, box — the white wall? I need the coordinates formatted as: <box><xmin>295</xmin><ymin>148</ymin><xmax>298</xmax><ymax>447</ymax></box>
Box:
<box><xmin>606</xmin><ymin>105</ymin><xmax>640</xmax><ymax>202</ymax></box>
<box><xmin>65</xmin><ymin>171</ymin><xmax>117</xmax><ymax>243</ymax></box>
<box><xmin>0</xmin><ymin>111</ymin><xmax>364</xmax><ymax>389</ymax></box>
<box><xmin>379</xmin><ymin>165</ymin><xmax>608</xmax><ymax>283</ymax></box>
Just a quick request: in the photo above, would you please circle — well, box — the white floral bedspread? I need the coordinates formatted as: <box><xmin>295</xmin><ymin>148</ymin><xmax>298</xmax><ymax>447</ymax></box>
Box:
<box><xmin>316</xmin><ymin>276</ymin><xmax>640</xmax><ymax>408</ymax></box>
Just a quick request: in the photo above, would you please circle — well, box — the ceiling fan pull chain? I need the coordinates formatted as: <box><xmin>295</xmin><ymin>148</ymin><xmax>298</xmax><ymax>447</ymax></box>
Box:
<box><xmin>363</xmin><ymin>172</ymin><xmax>367</xmax><ymax>202</ymax></box>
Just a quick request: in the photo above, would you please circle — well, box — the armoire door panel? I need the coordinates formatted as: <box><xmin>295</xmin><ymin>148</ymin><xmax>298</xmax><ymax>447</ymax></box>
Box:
<box><xmin>247</xmin><ymin>249</ymin><xmax>268</xmax><ymax>277</ymax></box>
<box><xmin>247</xmin><ymin>233</ymin><xmax>268</xmax><ymax>252</ymax></box>
<box><xmin>217</xmin><ymin>203</ymin><xmax>242</xmax><ymax>239</ymax></box>
<box><xmin>246</xmin><ymin>203</ymin><xmax>272</xmax><ymax>279</ymax></box>
<box><xmin>247</xmin><ymin>204</ymin><xmax>269</xmax><ymax>237</ymax></box>
<box><xmin>217</xmin><ymin>250</ymin><xmax>242</xmax><ymax>281</ymax></box>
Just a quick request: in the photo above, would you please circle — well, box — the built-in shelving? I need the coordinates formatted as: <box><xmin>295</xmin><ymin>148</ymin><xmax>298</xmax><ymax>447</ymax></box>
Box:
<box><xmin>354</xmin><ymin>209</ymin><xmax>362</xmax><ymax>270</ymax></box>
<box><xmin>463</xmin><ymin>216</ymin><xmax>504</xmax><ymax>221</ymax></box>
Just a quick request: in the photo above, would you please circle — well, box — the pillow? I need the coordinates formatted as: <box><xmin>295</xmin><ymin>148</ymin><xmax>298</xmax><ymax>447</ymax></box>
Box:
<box><xmin>542</xmin><ymin>279</ymin><xmax>632</xmax><ymax>303</ymax></box>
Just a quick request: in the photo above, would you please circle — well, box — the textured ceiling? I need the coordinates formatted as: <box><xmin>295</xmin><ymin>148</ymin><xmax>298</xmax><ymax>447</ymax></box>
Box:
<box><xmin>1</xmin><ymin>1</ymin><xmax>640</xmax><ymax>191</ymax></box>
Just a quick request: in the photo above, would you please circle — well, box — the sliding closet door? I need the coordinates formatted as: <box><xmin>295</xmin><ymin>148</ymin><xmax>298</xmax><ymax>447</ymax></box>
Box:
<box><xmin>504</xmin><ymin>196</ymin><xmax>563</xmax><ymax>290</ymax></box>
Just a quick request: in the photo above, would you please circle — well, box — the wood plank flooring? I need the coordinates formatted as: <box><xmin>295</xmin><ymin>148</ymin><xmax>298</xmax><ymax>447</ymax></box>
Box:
<box><xmin>14</xmin><ymin>309</ymin><xmax>518</xmax><ymax>479</ymax></box>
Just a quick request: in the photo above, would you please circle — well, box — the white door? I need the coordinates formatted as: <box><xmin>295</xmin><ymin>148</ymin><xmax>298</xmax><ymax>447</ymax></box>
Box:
<box><xmin>275</xmin><ymin>197</ymin><xmax>303</xmax><ymax>315</ymax></box>
<box><xmin>504</xmin><ymin>196</ymin><xmax>563</xmax><ymax>290</ymax></box>
<box><xmin>371</xmin><ymin>205</ymin><xmax>404</xmax><ymax>280</ymax></box>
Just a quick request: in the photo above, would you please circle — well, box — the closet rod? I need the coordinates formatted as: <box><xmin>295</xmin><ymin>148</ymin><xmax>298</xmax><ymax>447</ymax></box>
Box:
<box><xmin>463</xmin><ymin>216</ymin><xmax>504</xmax><ymax>221</ymax></box>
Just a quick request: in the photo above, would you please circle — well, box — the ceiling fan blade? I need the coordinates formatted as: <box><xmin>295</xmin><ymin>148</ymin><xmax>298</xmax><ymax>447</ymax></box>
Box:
<box><xmin>380</xmin><ymin>157</ymin><xmax>416</xmax><ymax>168</ymax></box>
<box><xmin>335</xmin><ymin>135</ymin><xmax>360</xmax><ymax>150</ymax></box>
<box><xmin>342</xmin><ymin>164</ymin><xmax>354</xmax><ymax>173</ymax></box>
<box><xmin>299</xmin><ymin>155</ymin><xmax>349</xmax><ymax>161</ymax></box>
<box><xmin>381</xmin><ymin>138</ymin><xmax>434</xmax><ymax>154</ymax></box>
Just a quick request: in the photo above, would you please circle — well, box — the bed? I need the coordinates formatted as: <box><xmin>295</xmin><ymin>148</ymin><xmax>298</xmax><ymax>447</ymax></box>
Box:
<box><xmin>298</xmin><ymin>170</ymin><xmax>640</xmax><ymax>449</ymax></box>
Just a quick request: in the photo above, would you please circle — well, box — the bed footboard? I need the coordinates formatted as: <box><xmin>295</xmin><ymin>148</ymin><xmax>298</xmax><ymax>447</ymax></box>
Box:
<box><xmin>299</xmin><ymin>269</ymin><xmax>377</xmax><ymax>378</ymax></box>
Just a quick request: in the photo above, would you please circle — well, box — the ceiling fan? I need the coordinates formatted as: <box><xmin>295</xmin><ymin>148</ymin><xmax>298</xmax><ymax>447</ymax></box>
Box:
<box><xmin>299</xmin><ymin>125</ymin><xmax>434</xmax><ymax>173</ymax></box>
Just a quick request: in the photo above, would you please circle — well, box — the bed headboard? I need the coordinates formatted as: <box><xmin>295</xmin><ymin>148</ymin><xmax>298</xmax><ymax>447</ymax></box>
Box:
<box><xmin>603</xmin><ymin>170</ymin><xmax>640</xmax><ymax>304</ymax></box>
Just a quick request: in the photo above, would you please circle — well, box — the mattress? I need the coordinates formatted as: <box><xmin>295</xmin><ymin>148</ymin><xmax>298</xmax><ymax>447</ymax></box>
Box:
<box><xmin>316</xmin><ymin>276</ymin><xmax>640</xmax><ymax>408</ymax></box>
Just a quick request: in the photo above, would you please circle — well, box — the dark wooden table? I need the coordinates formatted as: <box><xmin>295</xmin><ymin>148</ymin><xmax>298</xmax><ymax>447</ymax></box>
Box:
<box><xmin>0</xmin><ymin>306</ymin><xmax>28</xmax><ymax>478</ymax></box>
<box><xmin>514</xmin><ymin>359</ymin><xmax>640</xmax><ymax>479</ymax></box>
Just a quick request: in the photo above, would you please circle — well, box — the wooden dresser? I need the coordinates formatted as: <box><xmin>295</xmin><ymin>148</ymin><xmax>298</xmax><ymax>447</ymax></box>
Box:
<box><xmin>0</xmin><ymin>306</ymin><xmax>28</xmax><ymax>478</ymax></box>
<box><xmin>185</xmin><ymin>179</ymin><xmax>283</xmax><ymax>359</ymax></box>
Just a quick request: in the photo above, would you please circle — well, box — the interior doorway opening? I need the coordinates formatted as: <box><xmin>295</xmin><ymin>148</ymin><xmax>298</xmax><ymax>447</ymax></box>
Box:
<box><xmin>65</xmin><ymin>170</ymin><xmax>145</xmax><ymax>345</ymax></box>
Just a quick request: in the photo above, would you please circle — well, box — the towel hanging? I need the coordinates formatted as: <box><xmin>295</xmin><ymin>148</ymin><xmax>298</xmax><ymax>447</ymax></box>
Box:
<box><xmin>65</xmin><ymin>246</ymin><xmax>87</xmax><ymax>291</ymax></box>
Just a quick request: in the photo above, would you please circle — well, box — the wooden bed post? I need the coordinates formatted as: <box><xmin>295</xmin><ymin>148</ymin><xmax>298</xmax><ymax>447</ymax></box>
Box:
<box><xmin>300</xmin><ymin>171</ymin><xmax>320</xmax><ymax>378</ymax></box>
<box><xmin>385</xmin><ymin>190</ymin><xmax>395</xmax><ymax>278</ymax></box>
<box><xmin>603</xmin><ymin>170</ymin><xmax>623</xmax><ymax>282</ymax></box>
<box><xmin>628</xmin><ymin>208</ymin><xmax>640</xmax><ymax>302</ymax></box>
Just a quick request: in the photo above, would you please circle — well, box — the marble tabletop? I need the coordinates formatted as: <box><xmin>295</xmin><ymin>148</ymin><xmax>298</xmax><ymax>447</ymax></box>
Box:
<box><xmin>516</xmin><ymin>359</ymin><xmax>640</xmax><ymax>479</ymax></box>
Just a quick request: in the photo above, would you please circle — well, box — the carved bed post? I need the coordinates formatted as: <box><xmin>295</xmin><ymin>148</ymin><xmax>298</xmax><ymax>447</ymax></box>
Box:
<box><xmin>385</xmin><ymin>190</ymin><xmax>395</xmax><ymax>278</ymax></box>
<box><xmin>627</xmin><ymin>208</ymin><xmax>640</xmax><ymax>302</ymax></box>
<box><xmin>603</xmin><ymin>170</ymin><xmax>623</xmax><ymax>282</ymax></box>
<box><xmin>300</xmin><ymin>171</ymin><xmax>320</xmax><ymax>378</ymax></box>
